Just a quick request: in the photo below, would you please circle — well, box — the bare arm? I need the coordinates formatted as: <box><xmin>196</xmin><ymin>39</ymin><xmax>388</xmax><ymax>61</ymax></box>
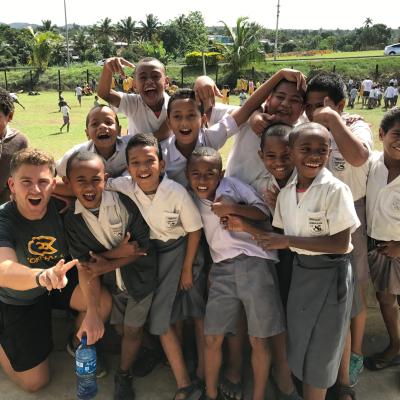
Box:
<box><xmin>211</xmin><ymin>199</ymin><xmax>267</xmax><ymax>221</ymax></box>
<box><xmin>98</xmin><ymin>57</ymin><xmax>135</xmax><ymax>107</ymax></box>
<box><xmin>180</xmin><ymin>229</ymin><xmax>201</xmax><ymax>291</ymax></box>
<box><xmin>153</xmin><ymin>119</ymin><xmax>172</xmax><ymax>142</ymax></box>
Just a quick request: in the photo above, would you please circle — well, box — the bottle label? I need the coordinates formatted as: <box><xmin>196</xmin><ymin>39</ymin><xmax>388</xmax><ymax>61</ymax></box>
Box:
<box><xmin>76</xmin><ymin>359</ymin><xmax>96</xmax><ymax>375</ymax></box>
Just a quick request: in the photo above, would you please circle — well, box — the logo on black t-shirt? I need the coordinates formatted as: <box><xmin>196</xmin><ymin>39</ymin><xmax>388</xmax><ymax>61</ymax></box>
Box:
<box><xmin>28</xmin><ymin>236</ymin><xmax>57</xmax><ymax>256</ymax></box>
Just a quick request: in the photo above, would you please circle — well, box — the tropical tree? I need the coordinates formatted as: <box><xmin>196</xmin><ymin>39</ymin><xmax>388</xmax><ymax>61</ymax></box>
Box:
<box><xmin>73</xmin><ymin>30</ymin><xmax>93</xmax><ymax>60</ymax></box>
<box><xmin>138</xmin><ymin>14</ymin><xmax>161</xmax><ymax>41</ymax></box>
<box><xmin>219</xmin><ymin>17</ymin><xmax>264</xmax><ymax>78</ymax></box>
<box><xmin>39</xmin><ymin>19</ymin><xmax>58</xmax><ymax>32</ymax></box>
<box><xmin>116</xmin><ymin>16</ymin><xmax>136</xmax><ymax>45</ymax></box>
<box><xmin>364</xmin><ymin>18</ymin><xmax>373</xmax><ymax>28</ymax></box>
<box><xmin>0</xmin><ymin>43</ymin><xmax>17</xmax><ymax>67</ymax></box>
<box><xmin>91</xmin><ymin>17</ymin><xmax>114</xmax><ymax>39</ymax></box>
<box><xmin>28</xmin><ymin>27</ymin><xmax>62</xmax><ymax>70</ymax></box>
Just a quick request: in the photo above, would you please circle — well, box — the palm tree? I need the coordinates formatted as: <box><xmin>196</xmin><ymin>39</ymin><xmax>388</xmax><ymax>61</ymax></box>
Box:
<box><xmin>39</xmin><ymin>19</ymin><xmax>58</xmax><ymax>32</ymax></box>
<box><xmin>219</xmin><ymin>17</ymin><xmax>263</xmax><ymax>78</ymax></box>
<box><xmin>139</xmin><ymin>14</ymin><xmax>160</xmax><ymax>41</ymax></box>
<box><xmin>91</xmin><ymin>17</ymin><xmax>114</xmax><ymax>39</ymax></box>
<box><xmin>73</xmin><ymin>31</ymin><xmax>93</xmax><ymax>60</ymax></box>
<box><xmin>116</xmin><ymin>16</ymin><xmax>136</xmax><ymax>45</ymax></box>
<box><xmin>364</xmin><ymin>18</ymin><xmax>373</xmax><ymax>28</ymax></box>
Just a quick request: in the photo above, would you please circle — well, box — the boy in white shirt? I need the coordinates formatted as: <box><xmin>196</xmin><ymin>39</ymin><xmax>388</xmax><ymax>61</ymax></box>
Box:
<box><xmin>186</xmin><ymin>147</ymin><xmax>285</xmax><ymax>400</ymax></box>
<box><xmin>305</xmin><ymin>72</ymin><xmax>372</xmax><ymax>389</ymax></box>
<box><xmin>59</xmin><ymin>101</ymin><xmax>71</xmax><ymax>133</ymax></box>
<box><xmin>106</xmin><ymin>134</ymin><xmax>205</xmax><ymax>400</ymax></box>
<box><xmin>364</xmin><ymin>107</ymin><xmax>400</xmax><ymax>372</ymax></box>
<box><xmin>253</xmin><ymin>122</ymin><xmax>359</xmax><ymax>400</ymax></box>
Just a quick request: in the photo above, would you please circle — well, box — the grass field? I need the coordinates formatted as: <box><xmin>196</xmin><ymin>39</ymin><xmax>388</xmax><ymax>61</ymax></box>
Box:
<box><xmin>9</xmin><ymin>91</ymin><xmax>387</xmax><ymax>166</ymax></box>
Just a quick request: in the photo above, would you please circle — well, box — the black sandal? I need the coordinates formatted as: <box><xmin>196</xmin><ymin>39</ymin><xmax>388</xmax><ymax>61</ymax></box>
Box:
<box><xmin>173</xmin><ymin>383</ymin><xmax>202</xmax><ymax>400</ymax></box>
<box><xmin>337</xmin><ymin>385</ymin><xmax>356</xmax><ymax>400</ymax></box>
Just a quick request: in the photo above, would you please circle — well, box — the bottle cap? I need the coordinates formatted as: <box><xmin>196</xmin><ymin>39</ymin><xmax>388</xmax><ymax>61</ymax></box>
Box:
<box><xmin>81</xmin><ymin>336</ymin><xmax>87</xmax><ymax>346</ymax></box>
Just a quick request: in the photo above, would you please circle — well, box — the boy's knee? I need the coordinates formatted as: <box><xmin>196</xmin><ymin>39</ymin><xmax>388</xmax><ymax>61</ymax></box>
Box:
<box><xmin>18</xmin><ymin>374</ymin><xmax>49</xmax><ymax>393</ymax></box>
<box><xmin>376</xmin><ymin>291</ymin><xmax>396</xmax><ymax>306</ymax></box>
<box><xmin>249</xmin><ymin>336</ymin><xmax>268</xmax><ymax>350</ymax></box>
<box><xmin>205</xmin><ymin>334</ymin><xmax>224</xmax><ymax>349</ymax></box>
<box><xmin>123</xmin><ymin>325</ymin><xmax>143</xmax><ymax>341</ymax></box>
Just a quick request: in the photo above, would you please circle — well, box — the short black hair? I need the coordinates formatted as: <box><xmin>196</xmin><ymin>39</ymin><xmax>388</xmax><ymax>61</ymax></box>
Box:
<box><xmin>288</xmin><ymin>122</ymin><xmax>330</xmax><ymax>147</ymax></box>
<box><xmin>380</xmin><ymin>107</ymin><xmax>400</xmax><ymax>134</ymax></box>
<box><xmin>85</xmin><ymin>104</ymin><xmax>120</xmax><ymax>128</ymax></box>
<box><xmin>167</xmin><ymin>89</ymin><xmax>204</xmax><ymax>117</ymax></box>
<box><xmin>0</xmin><ymin>89</ymin><xmax>15</xmax><ymax>116</ymax></box>
<box><xmin>260</xmin><ymin>123</ymin><xmax>293</xmax><ymax>150</ymax></box>
<box><xmin>125</xmin><ymin>133</ymin><xmax>162</xmax><ymax>163</ymax></box>
<box><xmin>306</xmin><ymin>72</ymin><xmax>346</xmax><ymax>104</ymax></box>
<box><xmin>65</xmin><ymin>151</ymin><xmax>105</xmax><ymax>178</ymax></box>
<box><xmin>136</xmin><ymin>57</ymin><xmax>166</xmax><ymax>74</ymax></box>
<box><xmin>188</xmin><ymin>146</ymin><xmax>222</xmax><ymax>170</ymax></box>
<box><xmin>272</xmin><ymin>78</ymin><xmax>306</xmax><ymax>99</ymax></box>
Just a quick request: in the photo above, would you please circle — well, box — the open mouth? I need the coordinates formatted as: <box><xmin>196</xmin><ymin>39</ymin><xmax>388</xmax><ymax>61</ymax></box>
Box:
<box><xmin>28</xmin><ymin>198</ymin><xmax>41</xmax><ymax>206</ymax></box>
<box><xmin>179</xmin><ymin>129</ymin><xmax>192</xmax><ymax>136</ymax></box>
<box><xmin>82</xmin><ymin>193</ymin><xmax>96</xmax><ymax>202</ymax></box>
<box><xmin>196</xmin><ymin>185</ymin><xmax>208</xmax><ymax>192</ymax></box>
<box><xmin>97</xmin><ymin>132</ymin><xmax>111</xmax><ymax>140</ymax></box>
<box><xmin>304</xmin><ymin>162</ymin><xmax>321</xmax><ymax>168</ymax></box>
<box><xmin>138</xmin><ymin>173</ymin><xmax>151</xmax><ymax>179</ymax></box>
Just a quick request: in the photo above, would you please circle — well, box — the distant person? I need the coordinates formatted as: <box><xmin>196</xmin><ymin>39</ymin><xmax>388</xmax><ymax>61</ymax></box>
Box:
<box><xmin>221</xmin><ymin>84</ymin><xmax>230</xmax><ymax>105</ymax></box>
<box><xmin>75</xmin><ymin>84</ymin><xmax>83</xmax><ymax>106</ymax></box>
<box><xmin>59</xmin><ymin>101</ymin><xmax>71</xmax><ymax>133</ymax></box>
<box><xmin>93</xmin><ymin>95</ymin><xmax>100</xmax><ymax>107</ymax></box>
<box><xmin>384</xmin><ymin>82</ymin><xmax>396</xmax><ymax>109</ymax></box>
<box><xmin>239</xmin><ymin>89</ymin><xmax>247</xmax><ymax>106</ymax></box>
<box><xmin>248</xmin><ymin>79</ymin><xmax>255</xmax><ymax>95</ymax></box>
<box><xmin>0</xmin><ymin>89</ymin><xmax>28</xmax><ymax>204</ymax></box>
<box><xmin>361</xmin><ymin>77</ymin><xmax>373</xmax><ymax>108</ymax></box>
<box><xmin>348</xmin><ymin>86</ymin><xmax>358</xmax><ymax>109</ymax></box>
<box><xmin>91</xmin><ymin>77</ymin><xmax>96</xmax><ymax>92</ymax></box>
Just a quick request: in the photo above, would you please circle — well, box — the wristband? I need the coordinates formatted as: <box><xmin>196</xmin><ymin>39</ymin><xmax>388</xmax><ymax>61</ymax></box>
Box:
<box><xmin>35</xmin><ymin>270</ymin><xmax>46</xmax><ymax>288</ymax></box>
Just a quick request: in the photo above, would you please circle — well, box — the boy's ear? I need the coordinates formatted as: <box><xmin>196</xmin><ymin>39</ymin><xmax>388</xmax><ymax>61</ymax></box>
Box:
<box><xmin>7</xmin><ymin>176</ymin><xmax>15</xmax><ymax>195</ymax></box>
<box><xmin>220</xmin><ymin>169</ymin><xmax>225</xmax><ymax>179</ymax></box>
<box><xmin>378</xmin><ymin>128</ymin><xmax>385</xmax><ymax>141</ymax></box>
<box><xmin>159</xmin><ymin>159</ymin><xmax>166</xmax><ymax>173</ymax></box>
<box><xmin>164</xmin><ymin>76</ymin><xmax>170</xmax><ymax>89</ymax></box>
<box><xmin>6</xmin><ymin>111</ymin><xmax>14</xmax><ymax>123</ymax></box>
<box><xmin>337</xmin><ymin>98</ymin><xmax>346</xmax><ymax>113</ymax></box>
<box><xmin>201</xmin><ymin>113</ymin><xmax>207</xmax><ymax>127</ymax></box>
<box><xmin>62</xmin><ymin>176</ymin><xmax>70</xmax><ymax>185</ymax></box>
<box><xmin>85</xmin><ymin>128</ymin><xmax>90</xmax><ymax>140</ymax></box>
<box><xmin>104</xmin><ymin>172</ymin><xmax>109</xmax><ymax>182</ymax></box>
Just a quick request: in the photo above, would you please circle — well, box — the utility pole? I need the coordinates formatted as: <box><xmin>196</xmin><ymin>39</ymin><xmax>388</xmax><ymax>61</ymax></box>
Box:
<box><xmin>64</xmin><ymin>0</ymin><xmax>70</xmax><ymax>67</ymax></box>
<box><xmin>274</xmin><ymin>0</ymin><xmax>280</xmax><ymax>61</ymax></box>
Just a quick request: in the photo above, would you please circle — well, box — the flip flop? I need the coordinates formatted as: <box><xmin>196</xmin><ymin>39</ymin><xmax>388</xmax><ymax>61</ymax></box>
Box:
<box><xmin>218</xmin><ymin>375</ymin><xmax>243</xmax><ymax>400</ymax></box>
<box><xmin>337</xmin><ymin>385</ymin><xmax>356</xmax><ymax>400</ymax></box>
<box><xmin>364</xmin><ymin>353</ymin><xmax>400</xmax><ymax>371</ymax></box>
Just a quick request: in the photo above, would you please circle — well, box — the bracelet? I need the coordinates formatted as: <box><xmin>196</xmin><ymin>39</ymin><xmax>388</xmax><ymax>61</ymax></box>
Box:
<box><xmin>35</xmin><ymin>270</ymin><xmax>46</xmax><ymax>288</ymax></box>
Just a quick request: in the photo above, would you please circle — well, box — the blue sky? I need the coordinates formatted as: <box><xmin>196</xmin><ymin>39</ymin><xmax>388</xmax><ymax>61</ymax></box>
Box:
<box><xmin>2</xmin><ymin>0</ymin><xmax>398</xmax><ymax>30</ymax></box>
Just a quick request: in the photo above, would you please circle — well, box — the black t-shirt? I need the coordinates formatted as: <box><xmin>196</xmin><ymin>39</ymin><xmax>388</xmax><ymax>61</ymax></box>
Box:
<box><xmin>0</xmin><ymin>198</ymin><xmax>69</xmax><ymax>305</ymax></box>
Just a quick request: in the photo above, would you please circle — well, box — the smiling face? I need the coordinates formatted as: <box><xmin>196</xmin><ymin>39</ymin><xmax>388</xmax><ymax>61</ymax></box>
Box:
<box><xmin>380</xmin><ymin>121</ymin><xmax>400</xmax><ymax>162</ymax></box>
<box><xmin>290</xmin><ymin>126</ymin><xmax>331</xmax><ymax>188</ymax></box>
<box><xmin>259</xmin><ymin>136</ymin><xmax>293</xmax><ymax>186</ymax></box>
<box><xmin>85</xmin><ymin>106</ymin><xmax>120</xmax><ymax>156</ymax></box>
<box><xmin>135</xmin><ymin>60</ymin><xmax>166</xmax><ymax>111</ymax></box>
<box><xmin>67</xmin><ymin>158</ymin><xmax>106</xmax><ymax>209</ymax></box>
<box><xmin>127</xmin><ymin>145</ymin><xmax>165</xmax><ymax>194</ymax></box>
<box><xmin>305</xmin><ymin>90</ymin><xmax>342</xmax><ymax>121</ymax></box>
<box><xmin>186</xmin><ymin>156</ymin><xmax>222</xmax><ymax>201</ymax></box>
<box><xmin>266</xmin><ymin>81</ymin><xmax>304</xmax><ymax>125</ymax></box>
<box><xmin>167</xmin><ymin>98</ymin><xmax>203</xmax><ymax>147</ymax></box>
<box><xmin>8</xmin><ymin>164</ymin><xmax>56</xmax><ymax>220</ymax></box>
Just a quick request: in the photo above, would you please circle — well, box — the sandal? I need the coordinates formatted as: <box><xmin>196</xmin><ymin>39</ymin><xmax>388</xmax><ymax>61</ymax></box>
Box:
<box><xmin>364</xmin><ymin>353</ymin><xmax>400</xmax><ymax>371</ymax></box>
<box><xmin>336</xmin><ymin>385</ymin><xmax>356</xmax><ymax>400</ymax></box>
<box><xmin>173</xmin><ymin>383</ymin><xmax>202</xmax><ymax>400</ymax></box>
<box><xmin>218</xmin><ymin>375</ymin><xmax>243</xmax><ymax>400</ymax></box>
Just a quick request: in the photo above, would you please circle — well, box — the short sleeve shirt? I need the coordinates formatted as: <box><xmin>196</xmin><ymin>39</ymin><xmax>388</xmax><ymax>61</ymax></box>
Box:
<box><xmin>366</xmin><ymin>151</ymin><xmax>400</xmax><ymax>241</ymax></box>
<box><xmin>273</xmin><ymin>168</ymin><xmax>360</xmax><ymax>255</ymax></box>
<box><xmin>0</xmin><ymin>199</ymin><xmax>69</xmax><ymax>305</ymax></box>
<box><xmin>194</xmin><ymin>177</ymin><xmax>277</xmax><ymax>263</ymax></box>
<box><xmin>56</xmin><ymin>135</ymin><xmax>130</xmax><ymax>178</ymax></box>
<box><xmin>116</xmin><ymin>92</ymin><xmax>170</xmax><ymax>136</ymax></box>
<box><xmin>327</xmin><ymin>114</ymin><xmax>373</xmax><ymax>201</ymax></box>
<box><xmin>106</xmin><ymin>175</ymin><xmax>202</xmax><ymax>241</ymax></box>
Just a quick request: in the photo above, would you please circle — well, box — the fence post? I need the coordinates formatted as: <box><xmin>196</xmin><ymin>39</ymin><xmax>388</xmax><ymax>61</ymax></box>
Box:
<box><xmin>4</xmin><ymin>70</ymin><xmax>7</xmax><ymax>91</ymax></box>
<box><xmin>181</xmin><ymin>66</ymin><xmax>184</xmax><ymax>86</ymax></box>
<box><xmin>333</xmin><ymin>64</ymin><xmax>336</xmax><ymax>72</ymax></box>
<box><xmin>30</xmin><ymin>70</ymin><xmax>33</xmax><ymax>92</ymax></box>
<box><xmin>215</xmin><ymin>64</ymin><xmax>219</xmax><ymax>85</ymax></box>
<box><xmin>252</xmin><ymin>66</ymin><xmax>255</xmax><ymax>81</ymax></box>
<box><xmin>58</xmin><ymin>69</ymin><xmax>61</xmax><ymax>92</ymax></box>
<box><xmin>375</xmin><ymin>64</ymin><xmax>379</xmax><ymax>80</ymax></box>
<box><xmin>86</xmin><ymin>69</ymin><xmax>89</xmax><ymax>84</ymax></box>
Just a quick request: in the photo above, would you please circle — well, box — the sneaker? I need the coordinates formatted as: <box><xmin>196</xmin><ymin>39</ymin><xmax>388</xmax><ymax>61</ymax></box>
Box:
<box><xmin>349</xmin><ymin>352</ymin><xmax>364</xmax><ymax>387</ymax></box>
<box><xmin>96</xmin><ymin>353</ymin><xmax>109</xmax><ymax>379</ymax></box>
<box><xmin>114</xmin><ymin>372</ymin><xmax>135</xmax><ymax>400</ymax></box>
<box><xmin>131</xmin><ymin>346</ymin><xmax>162</xmax><ymax>377</ymax></box>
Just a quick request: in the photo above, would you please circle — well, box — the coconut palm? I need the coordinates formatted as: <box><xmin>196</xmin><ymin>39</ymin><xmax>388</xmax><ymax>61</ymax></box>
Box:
<box><xmin>116</xmin><ymin>17</ymin><xmax>136</xmax><ymax>45</ymax></box>
<box><xmin>91</xmin><ymin>17</ymin><xmax>114</xmax><ymax>39</ymax></box>
<box><xmin>39</xmin><ymin>19</ymin><xmax>58</xmax><ymax>32</ymax></box>
<box><xmin>364</xmin><ymin>18</ymin><xmax>373</xmax><ymax>28</ymax></box>
<box><xmin>138</xmin><ymin>14</ymin><xmax>161</xmax><ymax>41</ymax></box>
<box><xmin>219</xmin><ymin>17</ymin><xmax>264</xmax><ymax>78</ymax></box>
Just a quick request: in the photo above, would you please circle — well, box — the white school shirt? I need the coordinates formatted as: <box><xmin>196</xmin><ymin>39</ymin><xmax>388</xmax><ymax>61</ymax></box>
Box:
<box><xmin>75</xmin><ymin>86</ymin><xmax>83</xmax><ymax>96</ymax></box>
<box><xmin>327</xmin><ymin>113</ymin><xmax>373</xmax><ymax>201</ymax></box>
<box><xmin>362</xmin><ymin>79</ymin><xmax>373</xmax><ymax>92</ymax></box>
<box><xmin>273</xmin><ymin>168</ymin><xmax>360</xmax><ymax>256</ymax></box>
<box><xmin>74</xmin><ymin>190</ymin><xmax>129</xmax><ymax>290</ymax></box>
<box><xmin>116</xmin><ymin>92</ymin><xmax>170</xmax><ymax>136</ymax></box>
<box><xmin>106</xmin><ymin>175</ymin><xmax>202</xmax><ymax>241</ymax></box>
<box><xmin>194</xmin><ymin>177</ymin><xmax>278</xmax><ymax>263</ymax></box>
<box><xmin>161</xmin><ymin>114</ymin><xmax>238</xmax><ymax>187</ymax></box>
<box><xmin>56</xmin><ymin>135</ymin><xmax>130</xmax><ymax>178</ymax></box>
<box><xmin>366</xmin><ymin>152</ymin><xmax>400</xmax><ymax>241</ymax></box>
<box><xmin>384</xmin><ymin>86</ymin><xmax>396</xmax><ymax>98</ymax></box>
<box><xmin>60</xmin><ymin>105</ymin><xmax>69</xmax><ymax>117</ymax></box>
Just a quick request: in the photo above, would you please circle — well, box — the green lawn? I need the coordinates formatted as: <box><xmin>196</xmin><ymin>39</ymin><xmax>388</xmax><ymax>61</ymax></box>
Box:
<box><xmin>10</xmin><ymin>91</ymin><xmax>386</xmax><ymax>165</ymax></box>
<box><xmin>271</xmin><ymin>50</ymin><xmax>384</xmax><ymax>60</ymax></box>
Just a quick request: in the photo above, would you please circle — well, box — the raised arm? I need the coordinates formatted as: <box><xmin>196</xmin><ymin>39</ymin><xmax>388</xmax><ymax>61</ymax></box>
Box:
<box><xmin>97</xmin><ymin>57</ymin><xmax>136</xmax><ymax>107</ymax></box>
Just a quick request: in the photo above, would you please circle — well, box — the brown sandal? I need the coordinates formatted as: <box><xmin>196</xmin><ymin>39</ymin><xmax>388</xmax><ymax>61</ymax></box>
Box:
<box><xmin>337</xmin><ymin>385</ymin><xmax>356</xmax><ymax>400</ymax></box>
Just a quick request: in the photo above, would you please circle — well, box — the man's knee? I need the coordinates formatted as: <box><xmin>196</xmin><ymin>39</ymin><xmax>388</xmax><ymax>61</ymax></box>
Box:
<box><xmin>18</xmin><ymin>375</ymin><xmax>49</xmax><ymax>393</ymax></box>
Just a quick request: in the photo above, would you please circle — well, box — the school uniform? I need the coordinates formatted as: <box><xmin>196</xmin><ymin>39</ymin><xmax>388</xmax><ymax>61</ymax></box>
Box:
<box><xmin>366</xmin><ymin>151</ymin><xmax>400</xmax><ymax>294</ymax></box>
<box><xmin>56</xmin><ymin>135</ymin><xmax>131</xmax><ymax>178</ymax></box>
<box><xmin>194</xmin><ymin>176</ymin><xmax>284</xmax><ymax>338</ymax></box>
<box><xmin>273</xmin><ymin>168</ymin><xmax>359</xmax><ymax>388</ymax></box>
<box><xmin>64</xmin><ymin>191</ymin><xmax>158</xmax><ymax>328</ymax></box>
<box><xmin>106</xmin><ymin>175</ymin><xmax>205</xmax><ymax>335</ymax></box>
<box><xmin>161</xmin><ymin>114</ymin><xmax>238</xmax><ymax>187</ymax></box>
<box><xmin>116</xmin><ymin>92</ymin><xmax>170</xmax><ymax>136</ymax></box>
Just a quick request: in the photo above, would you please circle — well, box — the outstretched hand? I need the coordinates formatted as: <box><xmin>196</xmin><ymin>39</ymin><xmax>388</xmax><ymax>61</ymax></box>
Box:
<box><xmin>104</xmin><ymin>57</ymin><xmax>136</xmax><ymax>78</ymax></box>
<box><xmin>39</xmin><ymin>259</ymin><xmax>78</xmax><ymax>291</ymax></box>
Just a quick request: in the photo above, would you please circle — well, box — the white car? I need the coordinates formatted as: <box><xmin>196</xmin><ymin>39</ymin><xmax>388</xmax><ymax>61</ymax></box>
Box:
<box><xmin>384</xmin><ymin>43</ymin><xmax>400</xmax><ymax>55</ymax></box>
<box><xmin>97</xmin><ymin>59</ymin><xmax>106</xmax><ymax>66</ymax></box>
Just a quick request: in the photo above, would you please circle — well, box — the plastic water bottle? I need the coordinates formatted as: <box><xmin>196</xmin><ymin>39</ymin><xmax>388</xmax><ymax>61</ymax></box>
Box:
<box><xmin>76</xmin><ymin>336</ymin><xmax>97</xmax><ymax>399</ymax></box>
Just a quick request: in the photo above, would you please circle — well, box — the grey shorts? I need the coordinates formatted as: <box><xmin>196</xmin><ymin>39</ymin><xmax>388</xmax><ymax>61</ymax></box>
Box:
<box><xmin>110</xmin><ymin>291</ymin><xmax>153</xmax><ymax>328</ymax></box>
<box><xmin>63</xmin><ymin>115</ymin><xmax>69</xmax><ymax>124</ymax></box>
<box><xmin>205</xmin><ymin>255</ymin><xmax>285</xmax><ymax>338</ymax></box>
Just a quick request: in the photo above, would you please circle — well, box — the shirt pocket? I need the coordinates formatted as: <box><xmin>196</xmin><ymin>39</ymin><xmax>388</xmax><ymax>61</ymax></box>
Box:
<box><xmin>110</xmin><ymin>222</ymin><xmax>124</xmax><ymax>241</ymax></box>
<box><xmin>163</xmin><ymin>211</ymin><xmax>180</xmax><ymax>230</ymax></box>
<box><xmin>385</xmin><ymin>191</ymin><xmax>400</xmax><ymax>221</ymax></box>
<box><xmin>330</xmin><ymin>150</ymin><xmax>346</xmax><ymax>172</ymax></box>
<box><xmin>307</xmin><ymin>211</ymin><xmax>328</xmax><ymax>236</ymax></box>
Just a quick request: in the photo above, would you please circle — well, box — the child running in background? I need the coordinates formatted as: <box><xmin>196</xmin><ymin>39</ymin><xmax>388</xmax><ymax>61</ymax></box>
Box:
<box><xmin>63</xmin><ymin>151</ymin><xmax>157</xmax><ymax>399</ymax></box>
<box><xmin>186</xmin><ymin>147</ymin><xmax>286</xmax><ymax>400</ymax></box>
<box><xmin>364</xmin><ymin>107</ymin><xmax>400</xmax><ymax>372</ymax></box>
<box><xmin>59</xmin><ymin>101</ymin><xmax>71</xmax><ymax>133</ymax></box>
<box><xmin>106</xmin><ymin>134</ymin><xmax>205</xmax><ymax>400</ymax></box>
<box><xmin>252</xmin><ymin>122</ymin><xmax>359</xmax><ymax>400</ymax></box>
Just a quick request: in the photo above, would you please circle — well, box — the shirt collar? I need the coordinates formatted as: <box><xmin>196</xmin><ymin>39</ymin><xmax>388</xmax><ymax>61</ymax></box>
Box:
<box><xmin>288</xmin><ymin>167</ymin><xmax>333</xmax><ymax>190</ymax></box>
<box><xmin>168</xmin><ymin>134</ymin><xmax>203</xmax><ymax>163</ymax></box>
<box><xmin>74</xmin><ymin>190</ymin><xmax>117</xmax><ymax>215</ymax></box>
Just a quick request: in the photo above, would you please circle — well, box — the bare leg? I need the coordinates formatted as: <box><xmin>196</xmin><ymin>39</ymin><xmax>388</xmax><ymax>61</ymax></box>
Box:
<box><xmin>0</xmin><ymin>346</ymin><xmax>49</xmax><ymax>392</ymax></box>
<box><xmin>205</xmin><ymin>334</ymin><xmax>225</xmax><ymax>399</ymax></box>
<box><xmin>194</xmin><ymin>318</ymin><xmax>205</xmax><ymax>380</ymax></box>
<box><xmin>225</xmin><ymin>315</ymin><xmax>245</xmax><ymax>384</ymax></box>
<box><xmin>249</xmin><ymin>336</ymin><xmax>270</xmax><ymax>400</ymax></box>
<box><xmin>120</xmin><ymin>325</ymin><xmax>143</xmax><ymax>371</ymax></box>
<box><xmin>337</xmin><ymin>331</ymin><xmax>352</xmax><ymax>400</ymax></box>
<box><xmin>351</xmin><ymin>283</ymin><xmax>367</xmax><ymax>355</ymax></box>
<box><xmin>303</xmin><ymin>383</ymin><xmax>326</xmax><ymax>400</ymax></box>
